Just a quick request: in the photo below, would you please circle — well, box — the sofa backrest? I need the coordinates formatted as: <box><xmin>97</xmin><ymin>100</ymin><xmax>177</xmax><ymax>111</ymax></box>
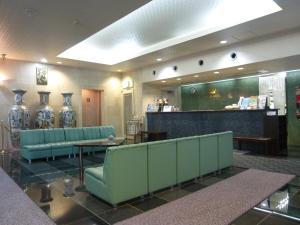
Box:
<box><xmin>83</xmin><ymin>127</ymin><xmax>101</xmax><ymax>140</ymax></box>
<box><xmin>176</xmin><ymin>136</ymin><xmax>200</xmax><ymax>183</ymax></box>
<box><xmin>44</xmin><ymin>128</ymin><xmax>65</xmax><ymax>143</ymax></box>
<box><xmin>104</xmin><ymin>143</ymin><xmax>148</xmax><ymax>202</ymax></box>
<box><xmin>217</xmin><ymin>131</ymin><xmax>233</xmax><ymax>169</ymax></box>
<box><xmin>20</xmin><ymin>129</ymin><xmax>45</xmax><ymax>146</ymax></box>
<box><xmin>199</xmin><ymin>133</ymin><xmax>219</xmax><ymax>175</ymax></box>
<box><xmin>100</xmin><ymin>126</ymin><xmax>116</xmax><ymax>138</ymax></box>
<box><xmin>64</xmin><ymin>128</ymin><xmax>84</xmax><ymax>141</ymax></box>
<box><xmin>147</xmin><ymin>139</ymin><xmax>177</xmax><ymax>193</ymax></box>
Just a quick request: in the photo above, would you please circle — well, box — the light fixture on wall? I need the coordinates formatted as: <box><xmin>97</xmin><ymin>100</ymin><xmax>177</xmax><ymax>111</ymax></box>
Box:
<box><xmin>122</xmin><ymin>79</ymin><xmax>133</xmax><ymax>89</ymax></box>
<box><xmin>1</xmin><ymin>54</ymin><xmax>6</xmax><ymax>61</ymax></box>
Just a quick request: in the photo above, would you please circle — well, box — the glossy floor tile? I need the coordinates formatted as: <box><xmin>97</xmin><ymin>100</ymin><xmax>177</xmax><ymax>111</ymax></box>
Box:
<box><xmin>1</xmin><ymin>151</ymin><xmax>300</xmax><ymax>225</ymax></box>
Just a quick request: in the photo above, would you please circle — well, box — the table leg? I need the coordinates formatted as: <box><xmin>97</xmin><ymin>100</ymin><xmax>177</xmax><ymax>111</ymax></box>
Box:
<box><xmin>75</xmin><ymin>146</ymin><xmax>86</xmax><ymax>192</ymax></box>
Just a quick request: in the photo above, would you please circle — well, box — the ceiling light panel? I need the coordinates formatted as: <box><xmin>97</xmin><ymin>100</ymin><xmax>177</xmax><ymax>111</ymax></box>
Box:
<box><xmin>58</xmin><ymin>0</ymin><xmax>281</xmax><ymax>65</ymax></box>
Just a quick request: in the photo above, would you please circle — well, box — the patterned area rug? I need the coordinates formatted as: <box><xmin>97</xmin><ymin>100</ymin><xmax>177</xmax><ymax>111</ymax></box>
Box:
<box><xmin>116</xmin><ymin>169</ymin><xmax>294</xmax><ymax>225</ymax></box>
<box><xmin>234</xmin><ymin>152</ymin><xmax>300</xmax><ymax>176</ymax></box>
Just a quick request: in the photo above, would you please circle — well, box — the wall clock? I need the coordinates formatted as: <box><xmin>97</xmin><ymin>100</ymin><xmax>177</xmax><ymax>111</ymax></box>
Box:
<box><xmin>190</xmin><ymin>87</ymin><xmax>197</xmax><ymax>95</ymax></box>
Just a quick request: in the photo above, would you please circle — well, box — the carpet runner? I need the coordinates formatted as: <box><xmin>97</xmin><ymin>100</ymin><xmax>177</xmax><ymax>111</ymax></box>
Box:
<box><xmin>116</xmin><ymin>169</ymin><xmax>294</xmax><ymax>225</ymax></box>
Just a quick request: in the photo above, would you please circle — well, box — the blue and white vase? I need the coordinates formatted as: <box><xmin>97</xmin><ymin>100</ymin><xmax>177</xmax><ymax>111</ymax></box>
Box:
<box><xmin>8</xmin><ymin>89</ymin><xmax>30</xmax><ymax>146</ymax></box>
<box><xmin>59</xmin><ymin>93</ymin><xmax>76</xmax><ymax>128</ymax></box>
<box><xmin>35</xmin><ymin>91</ymin><xmax>55</xmax><ymax>129</ymax></box>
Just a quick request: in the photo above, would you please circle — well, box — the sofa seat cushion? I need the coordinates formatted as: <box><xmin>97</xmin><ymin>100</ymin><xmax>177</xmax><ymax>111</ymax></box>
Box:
<box><xmin>23</xmin><ymin>144</ymin><xmax>52</xmax><ymax>151</ymax></box>
<box><xmin>85</xmin><ymin>166</ymin><xmax>104</xmax><ymax>182</ymax></box>
<box><xmin>51</xmin><ymin>142</ymin><xmax>73</xmax><ymax>149</ymax></box>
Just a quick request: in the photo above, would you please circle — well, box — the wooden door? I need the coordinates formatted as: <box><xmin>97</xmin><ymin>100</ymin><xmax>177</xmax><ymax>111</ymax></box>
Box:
<box><xmin>82</xmin><ymin>89</ymin><xmax>101</xmax><ymax>126</ymax></box>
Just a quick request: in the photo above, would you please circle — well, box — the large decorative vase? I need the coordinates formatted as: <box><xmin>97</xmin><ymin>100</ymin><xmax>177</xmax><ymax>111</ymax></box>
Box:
<box><xmin>8</xmin><ymin>89</ymin><xmax>30</xmax><ymax>146</ymax></box>
<box><xmin>35</xmin><ymin>91</ymin><xmax>55</xmax><ymax>129</ymax></box>
<box><xmin>59</xmin><ymin>92</ymin><xmax>76</xmax><ymax>128</ymax></box>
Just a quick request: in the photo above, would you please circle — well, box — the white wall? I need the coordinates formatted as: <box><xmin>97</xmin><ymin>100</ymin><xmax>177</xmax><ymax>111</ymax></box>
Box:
<box><xmin>0</xmin><ymin>60</ymin><xmax>123</xmax><ymax>147</ymax></box>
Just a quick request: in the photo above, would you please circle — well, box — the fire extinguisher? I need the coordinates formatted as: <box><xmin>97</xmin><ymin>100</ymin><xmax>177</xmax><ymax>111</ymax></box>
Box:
<box><xmin>296</xmin><ymin>86</ymin><xmax>300</xmax><ymax>119</ymax></box>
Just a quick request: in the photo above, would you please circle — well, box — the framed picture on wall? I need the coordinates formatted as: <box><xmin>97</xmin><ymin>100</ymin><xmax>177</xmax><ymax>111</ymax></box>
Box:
<box><xmin>36</xmin><ymin>66</ymin><xmax>48</xmax><ymax>85</ymax></box>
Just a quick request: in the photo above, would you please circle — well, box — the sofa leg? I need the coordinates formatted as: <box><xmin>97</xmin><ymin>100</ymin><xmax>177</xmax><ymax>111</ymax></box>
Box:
<box><xmin>52</xmin><ymin>156</ymin><xmax>55</xmax><ymax>160</ymax></box>
<box><xmin>46</xmin><ymin>157</ymin><xmax>49</xmax><ymax>162</ymax></box>
<box><xmin>28</xmin><ymin>159</ymin><xmax>32</xmax><ymax>164</ymax></box>
<box><xmin>68</xmin><ymin>154</ymin><xmax>71</xmax><ymax>159</ymax></box>
<box><xmin>140</xmin><ymin>195</ymin><xmax>145</xmax><ymax>201</ymax></box>
<box><xmin>73</xmin><ymin>153</ymin><xmax>76</xmax><ymax>158</ymax></box>
<box><xmin>112</xmin><ymin>204</ymin><xmax>118</xmax><ymax>209</ymax></box>
<box><xmin>194</xmin><ymin>177</ymin><xmax>198</xmax><ymax>182</ymax></box>
<box><xmin>218</xmin><ymin>170</ymin><xmax>222</xmax><ymax>175</ymax></box>
<box><xmin>199</xmin><ymin>176</ymin><xmax>203</xmax><ymax>183</ymax></box>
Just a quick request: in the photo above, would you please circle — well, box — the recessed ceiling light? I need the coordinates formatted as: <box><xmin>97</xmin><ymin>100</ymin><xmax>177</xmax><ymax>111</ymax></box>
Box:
<box><xmin>258</xmin><ymin>69</ymin><xmax>269</xmax><ymax>73</ymax></box>
<box><xmin>161</xmin><ymin>80</ymin><xmax>167</xmax><ymax>83</ymax></box>
<box><xmin>214</xmin><ymin>71</ymin><xmax>220</xmax><ymax>74</ymax></box>
<box><xmin>237</xmin><ymin>67</ymin><xmax>244</xmax><ymax>70</ymax></box>
<box><xmin>156</xmin><ymin>58</ymin><xmax>162</xmax><ymax>61</ymax></box>
<box><xmin>56</xmin><ymin>61</ymin><xmax>62</xmax><ymax>64</ymax></box>
<box><xmin>117</xmin><ymin>69</ymin><xmax>122</xmax><ymax>72</ymax></box>
<box><xmin>193</xmin><ymin>75</ymin><xmax>199</xmax><ymax>78</ymax></box>
<box><xmin>220</xmin><ymin>40</ymin><xmax>228</xmax><ymax>44</ymax></box>
<box><xmin>176</xmin><ymin>78</ymin><xmax>182</xmax><ymax>81</ymax></box>
<box><xmin>41</xmin><ymin>58</ymin><xmax>47</xmax><ymax>63</ymax></box>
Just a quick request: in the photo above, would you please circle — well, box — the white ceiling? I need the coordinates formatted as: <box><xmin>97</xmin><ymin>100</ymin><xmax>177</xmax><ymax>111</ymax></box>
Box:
<box><xmin>1</xmin><ymin>0</ymin><xmax>300</xmax><ymax>72</ymax></box>
<box><xmin>147</xmin><ymin>54</ymin><xmax>300</xmax><ymax>88</ymax></box>
<box><xmin>58</xmin><ymin>0</ymin><xmax>281</xmax><ymax>65</ymax></box>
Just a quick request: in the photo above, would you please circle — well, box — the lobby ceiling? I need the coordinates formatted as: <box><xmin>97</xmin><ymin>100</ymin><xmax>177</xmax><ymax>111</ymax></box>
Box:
<box><xmin>1</xmin><ymin>0</ymin><xmax>300</xmax><ymax>72</ymax></box>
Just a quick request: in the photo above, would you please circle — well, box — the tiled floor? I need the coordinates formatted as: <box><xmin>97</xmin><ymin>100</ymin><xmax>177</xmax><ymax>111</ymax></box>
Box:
<box><xmin>1</xmin><ymin>151</ymin><xmax>300</xmax><ymax>225</ymax></box>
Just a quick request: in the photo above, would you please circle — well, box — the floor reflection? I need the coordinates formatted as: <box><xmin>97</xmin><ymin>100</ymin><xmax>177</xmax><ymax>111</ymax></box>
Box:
<box><xmin>1</xmin><ymin>150</ymin><xmax>300</xmax><ymax>225</ymax></box>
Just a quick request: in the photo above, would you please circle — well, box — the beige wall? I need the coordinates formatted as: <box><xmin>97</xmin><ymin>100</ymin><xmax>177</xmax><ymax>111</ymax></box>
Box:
<box><xmin>0</xmin><ymin>60</ymin><xmax>123</xmax><ymax>146</ymax></box>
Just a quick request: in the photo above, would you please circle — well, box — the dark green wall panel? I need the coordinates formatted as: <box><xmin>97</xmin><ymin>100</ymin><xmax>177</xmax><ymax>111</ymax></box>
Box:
<box><xmin>181</xmin><ymin>77</ymin><xmax>259</xmax><ymax>111</ymax></box>
<box><xmin>286</xmin><ymin>71</ymin><xmax>300</xmax><ymax>157</ymax></box>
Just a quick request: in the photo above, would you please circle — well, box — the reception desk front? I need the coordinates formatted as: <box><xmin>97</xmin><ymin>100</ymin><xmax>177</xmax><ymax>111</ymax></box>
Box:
<box><xmin>147</xmin><ymin>109</ymin><xmax>285</xmax><ymax>154</ymax></box>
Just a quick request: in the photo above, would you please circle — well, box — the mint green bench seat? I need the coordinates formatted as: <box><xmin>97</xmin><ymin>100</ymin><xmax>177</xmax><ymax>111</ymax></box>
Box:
<box><xmin>83</xmin><ymin>127</ymin><xmax>106</xmax><ymax>153</ymax></box>
<box><xmin>64</xmin><ymin>128</ymin><xmax>89</xmax><ymax>155</ymax></box>
<box><xmin>44</xmin><ymin>128</ymin><xmax>72</xmax><ymax>158</ymax></box>
<box><xmin>85</xmin><ymin>143</ymin><xmax>148</xmax><ymax>205</ymax></box>
<box><xmin>218</xmin><ymin>131</ymin><xmax>233</xmax><ymax>170</ymax></box>
<box><xmin>100</xmin><ymin>126</ymin><xmax>116</xmax><ymax>138</ymax></box>
<box><xmin>147</xmin><ymin>139</ymin><xmax>177</xmax><ymax>193</ymax></box>
<box><xmin>176</xmin><ymin>136</ymin><xmax>200</xmax><ymax>183</ymax></box>
<box><xmin>20</xmin><ymin>129</ymin><xmax>50</xmax><ymax>163</ymax></box>
<box><xmin>199</xmin><ymin>134</ymin><xmax>218</xmax><ymax>176</ymax></box>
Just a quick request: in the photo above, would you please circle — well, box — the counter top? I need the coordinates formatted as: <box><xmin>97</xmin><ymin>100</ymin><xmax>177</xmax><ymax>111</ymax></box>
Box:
<box><xmin>147</xmin><ymin>109</ymin><xmax>278</xmax><ymax>113</ymax></box>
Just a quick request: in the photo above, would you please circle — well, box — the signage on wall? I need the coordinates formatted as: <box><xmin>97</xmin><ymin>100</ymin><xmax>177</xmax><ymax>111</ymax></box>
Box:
<box><xmin>296</xmin><ymin>86</ymin><xmax>300</xmax><ymax>119</ymax></box>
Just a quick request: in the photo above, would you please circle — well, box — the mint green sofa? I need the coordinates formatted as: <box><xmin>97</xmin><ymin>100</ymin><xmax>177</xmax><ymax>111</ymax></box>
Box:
<box><xmin>84</xmin><ymin>143</ymin><xmax>148</xmax><ymax>206</ymax></box>
<box><xmin>200</xmin><ymin>134</ymin><xmax>218</xmax><ymax>176</ymax></box>
<box><xmin>44</xmin><ymin>128</ymin><xmax>73</xmax><ymax>159</ymax></box>
<box><xmin>20</xmin><ymin>129</ymin><xmax>51</xmax><ymax>163</ymax></box>
<box><xmin>84</xmin><ymin>131</ymin><xmax>233</xmax><ymax>206</ymax></box>
<box><xmin>176</xmin><ymin>136</ymin><xmax>200</xmax><ymax>183</ymax></box>
<box><xmin>20</xmin><ymin>126</ymin><xmax>117</xmax><ymax>163</ymax></box>
<box><xmin>147</xmin><ymin>139</ymin><xmax>177</xmax><ymax>193</ymax></box>
<box><xmin>218</xmin><ymin>132</ymin><xmax>233</xmax><ymax>169</ymax></box>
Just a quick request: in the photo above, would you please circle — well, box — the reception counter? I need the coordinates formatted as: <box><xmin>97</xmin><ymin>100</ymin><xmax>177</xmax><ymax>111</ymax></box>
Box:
<box><xmin>147</xmin><ymin>109</ymin><xmax>285</xmax><ymax>154</ymax></box>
